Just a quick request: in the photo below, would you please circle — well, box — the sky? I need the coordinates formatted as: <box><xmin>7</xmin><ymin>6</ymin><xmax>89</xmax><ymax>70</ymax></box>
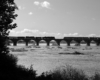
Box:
<box><xmin>9</xmin><ymin>0</ymin><xmax>100</xmax><ymax>38</ymax></box>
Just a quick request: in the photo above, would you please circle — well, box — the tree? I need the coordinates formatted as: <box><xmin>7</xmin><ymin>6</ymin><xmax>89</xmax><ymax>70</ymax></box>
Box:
<box><xmin>0</xmin><ymin>1</ymin><xmax>37</xmax><ymax>80</ymax></box>
<box><xmin>0</xmin><ymin>0</ymin><xmax>18</xmax><ymax>54</ymax></box>
<box><xmin>0</xmin><ymin>0</ymin><xmax>18</xmax><ymax>76</ymax></box>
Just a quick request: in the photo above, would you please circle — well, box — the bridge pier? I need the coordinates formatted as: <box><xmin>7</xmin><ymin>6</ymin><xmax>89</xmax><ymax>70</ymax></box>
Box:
<box><xmin>13</xmin><ymin>41</ymin><xmax>17</xmax><ymax>46</ymax></box>
<box><xmin>26</xmin><ymin>41</ymin><xmax>28</xmax><ymax>46</ymax></box>
<box><xmin>56</xmin><ymin>40</ymin><xmax>61</xmax><ymax>46</ymax></box>
<box><xmin>64</xmin><ymin>40</ymin><xmax>71</xmax><ymax>46</ymax></box>
<box><xmin>47</xmin><ymin>42</ymin><xmax>50</xmax><ymax>46</ymax></box>
<box><xmin>36</xmin><ymin>41</ymin><xmax>39</xmax><ymax>46</ymax></box>
<box><xmin>57</xmin><ymin>42</ymin><xmax>60</xmax><ymax>46</ymax></box>
<box><xmin>67</xmin><ymin>42</ymin><xmax>70</xmax><ymax>46</ymax></box>
<box><xmin>87</xmin><ymin>42</ymin><xmax>90</xmax><ymax>46</ymax></box>
<box><xmin>96</xmin><ymin>42</ymin><xmax>100</xmax><ymax>46</ymax></box>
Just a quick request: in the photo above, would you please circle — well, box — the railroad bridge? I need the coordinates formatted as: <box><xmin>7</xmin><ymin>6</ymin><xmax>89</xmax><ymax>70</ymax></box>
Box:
<box><xmin>8</xmin><ymin>36</ymin><xmax>100</xmax><ymax>46</ymax></box>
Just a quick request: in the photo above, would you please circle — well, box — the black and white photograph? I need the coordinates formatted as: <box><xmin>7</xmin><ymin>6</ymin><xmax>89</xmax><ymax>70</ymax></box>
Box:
<box><xmin>0</xmin><ymin>0</ymin><xmax>100</xmax><ymax>80</ymax></box>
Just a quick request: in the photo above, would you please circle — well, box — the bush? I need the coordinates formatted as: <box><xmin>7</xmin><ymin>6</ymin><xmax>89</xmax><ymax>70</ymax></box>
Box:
<box><xmin>0</xmin><ymin>53</ymin><xmax>37</xmax><ymax>80</ymax></box>
<box><xmin>39</xmin><ymin>65</ymin><xmax>88</xmax><ymax>80</ymax></box>
<box><xmin>91</xmin><ymin>72</ymin><xmax>100</xmax><ymax>80</ymax></box>
<box><xmin>14</xmin><ymin>65</ymin><xmax>37</xmax><ymax>80</ymax></box>
<box><xmin>52</xmin><ymin>65</ymin><xmax>88</xmax><ymax>80</ymax></box>
<box><xmin>59</xmin><ymin>51</ymin><xmax>84</xmax><ymax>55</ymax></box>
<box><xmin>73</xmin><ymin>51</ymin><xmax>84</xmax><ymax>55</ymax></box>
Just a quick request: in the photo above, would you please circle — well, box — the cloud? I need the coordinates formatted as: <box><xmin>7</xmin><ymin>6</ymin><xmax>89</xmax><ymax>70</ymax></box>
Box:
<box><xmin>18</xmin><ymin>6</ymin><xmax>25</xmax><ymax>10</ymax></box>
<box><xmin>9</xmin><ymin>29</ymin><xmax>57</xmax><ymax>37</ymax></box>
<box><xmin>34</xmin><ymin>1</ymin><xmax>40</xmax><ymax>6</ymax></box>
<box><xmin>9</xmin><ymin>29</ymin><xmax>59</xmax><ymax>37</ymax></box>
<box><xmin>9</xmin><ymin>29</ymin><xmax>98</xmax><ymax>38</ymax></box>
<box><xmin>28</xmin><ymin>12</ymin><xmax>33</xmax><ymax>15</ymax></box>
<box><xmin>87</xmin><ymin>34</ymin><xmax>97</xmax><ymax>37</ymax></box>
<box><xmin>9</xmin><ymin>29</ymin><xmax>40</xmax><ymax>36</ymax></box>
<box><xmin>71</xmin><ymin>33</ymin><xmax>78</xmax><ymax>36</ymax></box>
<box><xmin>18</xmin><ymin>6</ymin><xmax>21</xmax><ymax>10</ymax></box>
<box><xmin>33</xmin><ymin>1</ymin><xmax>51</xmax><ymax>9</ymax></box>
<box><xmin>41</xmin><ymin>1</ymin><xmax>51</xmax><ymax>9</ymax></box>
<box><xmin>65</xmin><ymin>33</ymin><xmax>79</xmax><ymax>37</ymax></box>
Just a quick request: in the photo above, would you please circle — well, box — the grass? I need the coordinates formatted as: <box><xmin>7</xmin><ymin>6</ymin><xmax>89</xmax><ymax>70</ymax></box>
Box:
<box><xmin>10</xmin><ymin>48</ymin><xmax>28</xmax><ymax>52</ymax></box>
<box><xmin>1</xmin><ymin>48</ymin><xmax>100</xmax><ymax>80</ymax></box>
<box><xmin>1</xmin><ymin>52</ymin><xmax>100</xmax><ymax>80</ymax></box>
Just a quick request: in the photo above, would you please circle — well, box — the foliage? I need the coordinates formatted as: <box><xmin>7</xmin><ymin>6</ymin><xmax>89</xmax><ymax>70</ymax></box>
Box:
<box><xmin>91</xmin><ymin>72</ymin><xmax>100</xmax><ymax>80</ymax></box>
<box><xmin>0</xmin><ymin>0</ymin><xmax>18</xmax><ymax>54</ymax></box>
<box><xmin>50</xmin><ymin>65</ymin><xmax>88</xmax><ymax>80</ymax></box>
<box><xmin>38</xmin><ymin>65</ymin><xmax>100</xmax><ymax>80</ymax></box>
<box><xmin>0</xmin><ymin>0</ymin><xmax>37</xmax><ymax>80</ymax></box>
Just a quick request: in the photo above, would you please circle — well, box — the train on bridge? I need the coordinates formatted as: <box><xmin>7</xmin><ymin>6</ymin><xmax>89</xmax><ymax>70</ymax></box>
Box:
<box><xmin>7</xmin><ymin>36</ymin><xmax>100</xmax><ymax>46</ymax></box>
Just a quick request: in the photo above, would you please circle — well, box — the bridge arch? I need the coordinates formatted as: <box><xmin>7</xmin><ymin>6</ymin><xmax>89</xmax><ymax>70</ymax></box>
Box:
<box><xmin>17</xmin><ymin>39</ymin><xmax>26</xmax><ymax>46</ymax></box>
<box><xmin>80</xmin><ymin>40</ymin><xmax>87</xmax><ymax>46</ymax></box>
<box><xmin>70</xmin><ymin>40</ymin><xmax>78</xmax><ymax>46</ymax></box>
<box><xmin>90</xmin><ymin>40</ymin><xmax>96</xmax><ymax>46</ymax></box>
<box><xmin>28</xmin><ymin>39</ymin><xmax>36</xmax><ymax>46</ymax></box>
<box><xmin>9</xmin><ymin>39</ymin><xmax>18</xmax><ymax>46</ymax></box>
<box><xmin>60</xmin><ymin>40</ymin><xmax>67</xmax><ymax>47</ymax></box>
<box><xmin>50</xmin><ymin>40</ymin><xmax>58</xmax><ymax>46</ymax></box>
<box><xmin>39</xmin><ymin>40</ymin><xmax>47</xmax><ymax>47</ymax></box>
